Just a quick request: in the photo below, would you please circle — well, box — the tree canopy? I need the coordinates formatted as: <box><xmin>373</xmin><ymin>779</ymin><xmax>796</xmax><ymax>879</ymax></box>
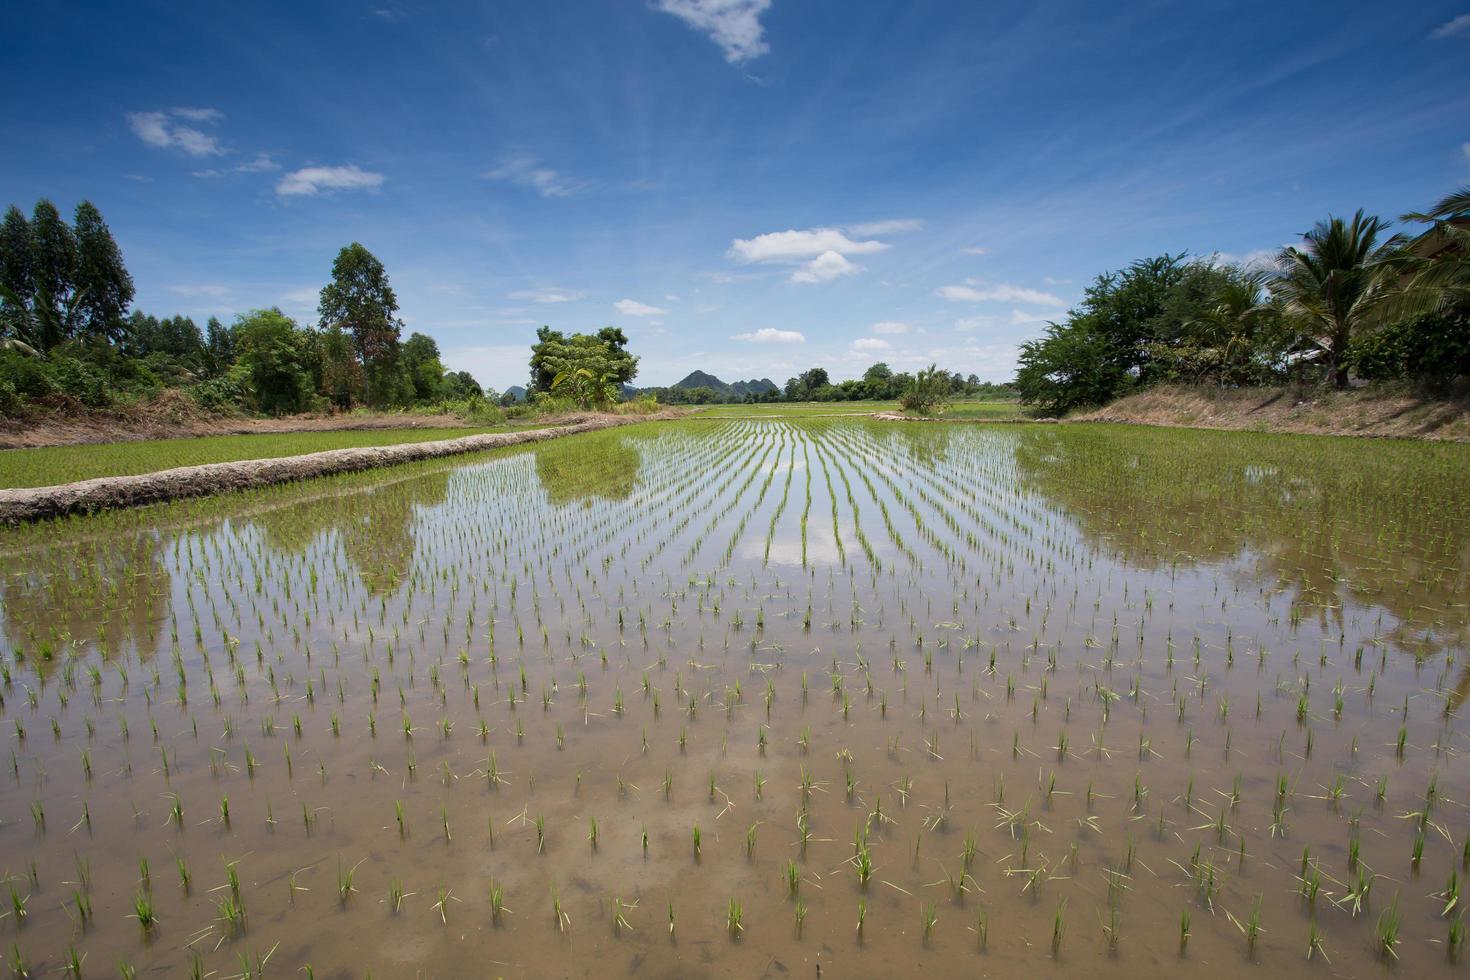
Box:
<box><xmin>529</xmin><ymin>326</ymin><xmax>639</xmax><ymax>396</ymax></box>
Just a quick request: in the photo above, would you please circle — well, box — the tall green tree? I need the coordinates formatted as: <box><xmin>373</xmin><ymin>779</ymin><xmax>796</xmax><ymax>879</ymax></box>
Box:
<box><xmin>27</xmin><ymin>200</ymin><xmax>79</xmax><ymax>350</ymax></box>
<box><xmin>72</xmin><ymin>201</ymin><xmax>134</xmax><ymax>343</ymax></box>
<box><xmin>318</xmin><ymin>324</ymin><xmax>363</xmax><ymax>409</ymax></box>
<box><xmin>0</xmin><ymin>206</ymin><xmax>33</xmax><ymax>342</ymax></box>
<box><xmin>402</xmin><ymin>331</ymin><xmax>446</xmax><ymax>401</ymax></box>
<box><xmin>204</xmin><ymin>316</ymin><xmax>234</xmax><ymax>377</ymax></box>
<box><xmin>1273</xmin><ymin>210</ymin><xmax>1405</xmax><ymax>388</ymax></box>
<box><xmin>234</xmin><ymin>308</ymin><xmax>315</xmax><ymax>415</ymax></box>
<box><xmin>318</xmin><ymin>243</ymin><xmax>402</xmax><ymax>407</ymax></box>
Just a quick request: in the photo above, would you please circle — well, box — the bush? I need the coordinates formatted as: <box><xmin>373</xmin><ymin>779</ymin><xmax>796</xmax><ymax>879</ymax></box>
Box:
<box><xmin>1352</xmin><ymin>302</ymin><xmax>1470</xmax><ymax>386</ymax></box>
<box><xmin>899</xmin><ymin>364</ymin><xmax>951</xmax><ymax>415</ymax></box>
<box><xmin>44</xmin><ymin>354</ymin><xmax>113</xmax><ymax>407</ymax></box>
<box><xmin>0</xmin><ymin>377</ymin><xmax>21</xmax><ymax>417</ymax></box>
<box><xmin>0</xmin><ymin>349</ymin><xmax>57</xmax><ymax>401</ymax></box>
<box><xmin>616</xmin><ymin>394</ymin><xmax>660</xmax><ymax>415</ymax></box>
<box><xmin>188</xmin><ymin>368</ymin><xmax>249</xmax><ymax>412</ymax></box>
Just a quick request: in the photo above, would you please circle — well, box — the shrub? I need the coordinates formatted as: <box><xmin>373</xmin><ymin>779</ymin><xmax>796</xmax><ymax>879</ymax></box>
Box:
<box><xmin>0</xmin><ymin>377</ymin><xmax>21</xmax><ymax>417</ymax></box>
<box><xmin>900</xmin><ymin>364</ymin><xmax>951</xmax><ymax>415</ymax></box>
<box><xmin>616</xmin><ymin>394</ymin><xmax>661</xmax><ymax>415</ymax></box>
<box><xmin>188</xmin><ymin>369</ymin><xmax>249</xmax><ymax>412</ymax></box>
<box><xmin>1352</xmin><ymin>302</ymin><xmax>1470</xmax><ymax>386</ymax></box>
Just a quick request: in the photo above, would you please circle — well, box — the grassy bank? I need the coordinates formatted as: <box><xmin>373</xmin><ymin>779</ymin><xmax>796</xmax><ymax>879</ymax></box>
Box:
<box><xmin>1076</xmin><ymin>383</ymin><xmax>1470</xmax><ymax>441</ymax></box>
<box><xmin>0</xmin><ymin>425</ymin><xmax>533</xmax><ymax>488</ymax></box>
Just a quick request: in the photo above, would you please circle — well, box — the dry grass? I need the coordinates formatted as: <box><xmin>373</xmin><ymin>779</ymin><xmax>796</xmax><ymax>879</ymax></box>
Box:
<box><xmin>1075</xmin><ymin>383</ymin><xmax>1470</xmax><ymax>442</ymax></box>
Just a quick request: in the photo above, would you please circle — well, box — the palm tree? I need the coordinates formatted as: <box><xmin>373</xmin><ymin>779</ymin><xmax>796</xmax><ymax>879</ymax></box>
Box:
<box><xmin>1399</xmin><ymin>186</ymin><xmax>1470</xmax><ymax>312</ymax></box>
<box><xmin>1273</xmin><ymin>210</ymin><xmax>1406</xmax><ymax>388</ymax></box>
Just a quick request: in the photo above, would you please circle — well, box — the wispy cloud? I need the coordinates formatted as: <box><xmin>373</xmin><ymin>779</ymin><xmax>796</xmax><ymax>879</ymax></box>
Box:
<box><xmin>871</xmin><ymin>321</ymin><xmax>909</xmax><ymax>334</ymax></box>
<box><xmin>236</xmin><ymin>153</ymin><xmax>279</xmax><ymax>173</ymax></box>
<box><xmin>962</xmin><ymin>246</ymin><xmax>990</xmax><ymax>255</ymax></box>
<box><xmin>276</xmin><ymin>165</ymin><xmax>384</xmax><ymax>196</ymax></box>
<box><xmin>127</xmin><ymin>109</ymin><xmax>224</xmax><ymax>157</ymax></box>
<box><xmin>615</xmin><ymin>298</ymin><xmax>668</xmax><ymax>316</ymax></box>
<box><xmin>732</xmin><ymin>327</ymin><xmax>805</xmax><ymax>343</ymax></box>
<box><xmin>171</xmin><ymin>107</ymin><xmax>222</xmax><ymax>123</ymax></box>
<box><xmin>482</xmin><ymin>154</ymin><xmax>581</xmax><ymax>198</ymax></box>
<box><xmin>845</xmin><ymin>218</ymin><xmax>922</xmax><ymax>236</ymax></box>
<box><xmin>850</xmin><ymin>337</ymin><xmax>891</xmax><ymax>353</ymax></box>
<box><xmin>937</xmin><ymin>280</ymin><xmax>1065</xmax><ymax>306</ymax></box>
<box><xmin>1430</xmin><ymin>13</ymin><xmax>1470</xmax><ymax>38</ymax></box>
<box><xmin>509</xmin><ymin>288</ymin><xmax>582</xmax><ymax>304</ymax></box>
<box><xmin>653</xmin><ymin>0</ymin><xmax>772</xmax><ymax>63</ymax></box>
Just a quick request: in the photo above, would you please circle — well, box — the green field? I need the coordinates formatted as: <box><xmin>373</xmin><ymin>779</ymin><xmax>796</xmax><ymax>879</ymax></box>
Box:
<box><xmin>0</xmin><ymin>402</ymin><xmax>1029</xmax><ymax>489</ymax></box>
<box><xmin>692</xmin><ymin>400</ymin><xmax>898</xmax><ymax>416</ymax></box>
<box><xmin>0</xmin><ymin>426</ymin><xmax>512</xmax><ymax>489</ymax></box>
<box><xmin>941</xmin><ymin>399</ymin><xmax>1026</xmax><ymax>419</ymax></box>
<box><xmin>693</xmin><ymin>398</ymin><xmax>1023</xmax><ymax>419</ymax></box>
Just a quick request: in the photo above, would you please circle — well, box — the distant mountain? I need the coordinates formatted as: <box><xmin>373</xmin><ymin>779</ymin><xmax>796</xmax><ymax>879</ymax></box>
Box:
<box><xmin>504</xmin><ymin>385</ymin><xmax>527</xmax><ymax>401</ymax></box>
<box><xmin>671</xmin><ymin>371</ymin><xmax>779</xmax><ymax>397</ymax></box>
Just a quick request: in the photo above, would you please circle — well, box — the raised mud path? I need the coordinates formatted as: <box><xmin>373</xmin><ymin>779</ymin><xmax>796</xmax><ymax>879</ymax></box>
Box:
<box><xmin>0</xmin><ymin>417</ymin><xmax>644</xmax><ymax>525</ymax></box>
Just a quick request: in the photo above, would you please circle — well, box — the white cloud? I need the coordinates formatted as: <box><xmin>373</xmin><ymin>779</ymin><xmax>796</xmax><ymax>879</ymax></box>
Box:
<box><xmin>962</xmin><ymin>246</ymin><xmax>990</xmax><ymax>255</ymax></box>
<box><xmin>851</xmin><ymin>337</ymin><xmax>891</xmax><ymax>353</ymax></box>
<box><xmin>509</xmin><ymin>288</ymin><xmax>581</xmax><ymax>304</ymax></box>
<box><xmin>871</xmin><ymin>321</ymin><xmax>909</xmax><ymax>334</ymax></box>
<box><xmin>236</xmin><ymin>153</ymin><xmax>279</xmax><ymax>173</ymax></box>
<box><xmin>653</xmin><ymin>0</ymin><xmax>771</xmax><ymax>63</ymax></box>
<box><xmin>791</xmin><ymin>250</ymin><xmax>858</xmax><ymax>283</ymax></box>
<box><xmin>1042</xmin><ymin>276</ymin><xmax>1071</xmax><ymax>285</ymax></box>
<box><xmin>276</xmin><ymin>165</ymin><xmax>384</xmax><ymax>197</ymax></box>
<box><xmin>482</xmin><ymin>154</ymin><xmax>580</xmax><ymax>198</ymax></box>
<box><xmin>938</xmin><ymin>280</ymin><xmax>1065</xmax><ymax>306</ymax></box>
<box><xmin>732</xmin><ymin>327</ymin><xmax>805</xmax><ymax>344</ymax></box>
<box><xmin>615</xmin><ymin>298</ymin><xmax>668</xmax><ymax>316</ymax></box>
<box><xmin>729</xmin><ymin>227</ymin><xmax>889</xmax><ymax>264</ymax></box>
<box><xmin>845</xmin><ymin>218</ymin><xmax>922</xmax><ymax>236</ymax></box>
<box><xmin>127</xmin><ymin>109</ymin><xmax>224</xmax><ymax>157</ymax></box>
<box><xmin>1430</xmin><ymin>14</ymin><xmax>1470</xmax><ymax>38</ymax></box>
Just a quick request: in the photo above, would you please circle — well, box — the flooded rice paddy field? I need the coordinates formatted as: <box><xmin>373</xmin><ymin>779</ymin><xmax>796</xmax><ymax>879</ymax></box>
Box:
<box><xmin>0</xmin><ymin>418</ymin><xmax>1467</xmax><ymax>978</ymax></box>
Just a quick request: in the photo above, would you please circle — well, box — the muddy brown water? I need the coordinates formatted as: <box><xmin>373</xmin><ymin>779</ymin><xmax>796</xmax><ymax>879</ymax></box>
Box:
<box><xmin>0</xmin><ymin>419</ymin><xmax>1467</xmax><ymax>978</ymax></box>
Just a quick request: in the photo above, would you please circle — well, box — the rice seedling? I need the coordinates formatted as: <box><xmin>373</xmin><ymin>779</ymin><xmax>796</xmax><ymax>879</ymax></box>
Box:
<box><xmin>0</xmin><ymin>417</ymin><xmax>1460</xmax><ymax>975</ymax></box>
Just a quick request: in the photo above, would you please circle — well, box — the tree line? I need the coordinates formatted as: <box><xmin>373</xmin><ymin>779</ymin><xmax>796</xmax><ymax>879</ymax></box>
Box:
<box><xmin>642</xmin><ymin>365</ymin><xmax>1014</xmax><ymax>406</ymax></box>
<box><xmin>1015</xmin><ymin>188</ymin><xmax>1470</xmax><ymax>416</ymax></box>
<box><xmin>0</xmin><ymin>200</ymin><xmax>488</xmax><ymax>418</ymax></box>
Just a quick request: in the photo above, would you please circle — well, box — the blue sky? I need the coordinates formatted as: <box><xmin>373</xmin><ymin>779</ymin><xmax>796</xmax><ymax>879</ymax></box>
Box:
<box><xmin>3</xmin><ymin>1</ymin><xmax>1468</xmax><ymax>392</ymax></box>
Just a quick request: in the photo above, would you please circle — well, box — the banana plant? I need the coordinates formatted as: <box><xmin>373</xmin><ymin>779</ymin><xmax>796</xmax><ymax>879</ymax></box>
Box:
<box><xmin>551</xmin><ymin>366</ymin><xmax>621</xmax><ymax>409</ymax></box>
